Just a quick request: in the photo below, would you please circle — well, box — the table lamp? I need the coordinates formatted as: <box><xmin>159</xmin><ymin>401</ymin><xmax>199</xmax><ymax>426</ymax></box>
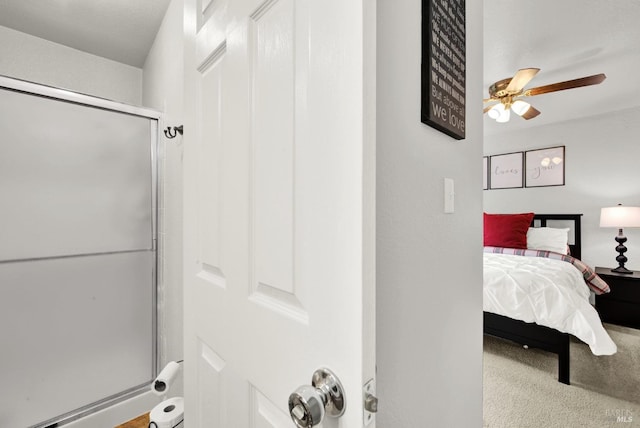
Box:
<box><xmin>600</xmin><ymin>204</ymin><xmax>640</xmax><ymax>274</ymax></box>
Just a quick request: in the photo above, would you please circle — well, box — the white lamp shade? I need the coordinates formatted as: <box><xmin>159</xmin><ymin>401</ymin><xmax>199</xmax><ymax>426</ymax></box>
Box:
<box><xmin>600</xmin><ymin>206</ymin><xmax>640</xmax><ymax>228</ymax></box>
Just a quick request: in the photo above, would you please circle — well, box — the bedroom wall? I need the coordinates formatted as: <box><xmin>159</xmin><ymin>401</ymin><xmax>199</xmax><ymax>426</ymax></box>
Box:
<box><xmin>142</xmin><ymin>0</ymin><xmax>184</xmax><ymax>396</ymax></box>
<box><xmin>0</xmin><ymin>25</ymin><xmax>142</xmax><ymax>105</ymax></box>
<box><xmin>376</xmin><ymin>0</ymin><xmax>484</xmax><ymax>426</ymax></box>
<box><xmin>484</xmin><ymin>106</ymin><xmax>640</xmax><ymax>271</ymax></box>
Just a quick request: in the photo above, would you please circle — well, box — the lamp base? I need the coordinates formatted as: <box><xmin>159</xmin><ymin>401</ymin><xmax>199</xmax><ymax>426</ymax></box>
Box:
<box><xmin>612</xmin><ymin>230</ymin><xmax>633</xmax><ymax>274</ymax></box>
<box><xmin>611</xmin><ymin>266</ymin><xmax>634</xmax><ymax>274</ymax></box>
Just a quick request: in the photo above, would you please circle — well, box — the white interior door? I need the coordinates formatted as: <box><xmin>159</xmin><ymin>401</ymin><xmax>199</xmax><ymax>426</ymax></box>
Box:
<box><xmin>183</xmin><ymin>0</ymin><xmax>376</xmax><ymax>426</ymax></box>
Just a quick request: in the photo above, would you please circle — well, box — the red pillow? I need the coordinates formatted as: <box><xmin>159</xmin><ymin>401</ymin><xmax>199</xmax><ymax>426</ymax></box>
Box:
<box><xmin>484</xmin><ymin>212</ymin><xmax>535</xmax><ymax>249</ymax></box>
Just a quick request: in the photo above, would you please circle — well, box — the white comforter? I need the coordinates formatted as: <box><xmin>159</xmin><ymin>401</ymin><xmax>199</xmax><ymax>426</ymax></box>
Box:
<box><xmin>484</xmin><ymin>252</ymin><xmax>617</xmax><ymax>355</ymax></box>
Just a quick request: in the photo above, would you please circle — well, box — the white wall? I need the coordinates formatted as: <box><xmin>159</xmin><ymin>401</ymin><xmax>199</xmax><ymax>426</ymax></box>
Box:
<box><xmin>484</xmin><ymin>107</ymin><xmax>640</xmax><ymax>271</ymax></box>
<box><xmin>376</xmin><ymin>1</ymin><xmax>484</xmax><ymax>426</ymax></box>
<box><xmin>0</xmin><ymin>25</ymin><xmax>142</xmax><ymax>105</ymax></box>
<box><xmin>142</xmin><ymin>0</ymin><xmax>185</xmax><ymax>397</ymax></box>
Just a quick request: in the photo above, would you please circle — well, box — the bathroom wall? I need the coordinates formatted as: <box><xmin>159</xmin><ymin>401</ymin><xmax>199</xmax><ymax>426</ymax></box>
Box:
<box><xmin>142</xmin><ymin>0</ymin><xmax>185</xmax><ymax>397</ymax></box>
<box><xmin>0</xmin><ymin>25</ymin><xmax>142</xmax><ymax>105</ymax></box>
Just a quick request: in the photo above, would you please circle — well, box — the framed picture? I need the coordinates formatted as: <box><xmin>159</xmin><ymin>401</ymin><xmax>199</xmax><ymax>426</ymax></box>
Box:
<box><xmin>525</xmin><ymin>146</ymin><xmax>565</xmax><ymax>187</ymax></box>
<box><xmin>420</xmin><ymin>0</ymin><xmax>466</xmax><ymax>140</ymax></box>
<box><xmin>489</xmin><ymin>152</ymin><xmax>523</xmax><ymax>189</ymax></box>
<box><xmin>483</xmin><ymin>156</ymin><xmax>488</xmax><ymax>190</ymax></box>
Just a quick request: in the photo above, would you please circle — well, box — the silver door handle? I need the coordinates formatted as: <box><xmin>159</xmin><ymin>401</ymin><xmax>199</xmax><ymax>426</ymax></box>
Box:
<box><xmin>288</xmin><ymin>368</ymin><xmax>346</xmax><ymax>427</ymax></box>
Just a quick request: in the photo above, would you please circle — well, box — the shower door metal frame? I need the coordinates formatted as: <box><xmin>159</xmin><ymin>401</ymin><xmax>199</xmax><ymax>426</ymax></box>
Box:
<box><xmin>0</xmin><ymin>74</ymin><xmax>161</xmax><ymax>428</ymax></box>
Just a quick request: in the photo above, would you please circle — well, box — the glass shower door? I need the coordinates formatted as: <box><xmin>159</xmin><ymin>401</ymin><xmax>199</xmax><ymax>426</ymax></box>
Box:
<box><xmin>0</xmin><ymin>80</ymin><xmax>158</xmax><ymax>428</ymax></box>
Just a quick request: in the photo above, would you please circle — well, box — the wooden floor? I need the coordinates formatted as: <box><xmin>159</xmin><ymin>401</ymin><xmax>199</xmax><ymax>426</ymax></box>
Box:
<box><xmin>114</xmin><ymin>412</ymin><xmax>149</xmax><ymax>428</ymax></box>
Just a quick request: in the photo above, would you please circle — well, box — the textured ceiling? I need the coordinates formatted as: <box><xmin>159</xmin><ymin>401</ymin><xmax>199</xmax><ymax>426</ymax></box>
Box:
<box><xmin>0</xmin><ymin>0</ymin><xmax>172</xmax><ymax>68</ymax></box>
<box><xmin>484</xmin><ymin>0</ymin><xmax>640</xmax><ymax>135</ymax></box>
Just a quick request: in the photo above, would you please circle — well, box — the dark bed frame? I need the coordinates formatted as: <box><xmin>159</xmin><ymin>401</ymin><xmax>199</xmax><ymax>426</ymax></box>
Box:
<box><xmin>483</xmin><ymin>213</ymin><xmax>583</xmax><ymax>385</ymax></box>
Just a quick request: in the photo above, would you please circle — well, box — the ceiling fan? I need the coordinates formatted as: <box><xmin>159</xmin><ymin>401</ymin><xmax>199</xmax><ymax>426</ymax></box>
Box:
<box><xmin>483</xmin><ymin>68</ymin><xmax>606</xmax><ymax>123</ymax></box>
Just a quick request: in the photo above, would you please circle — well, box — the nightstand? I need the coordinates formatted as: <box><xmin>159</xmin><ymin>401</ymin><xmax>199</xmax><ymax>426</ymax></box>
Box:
<box><xmin>595</xmin><ymin>267</ymin><xmax>640</xmax><ymax>329</ymax></box>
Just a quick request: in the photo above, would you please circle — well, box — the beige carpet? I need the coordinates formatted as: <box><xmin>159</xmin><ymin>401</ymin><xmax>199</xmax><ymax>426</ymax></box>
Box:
<box><xmin>484</xmin><ymin>323</ymin><xmax>640</xmax><ymax>428</ymax></box>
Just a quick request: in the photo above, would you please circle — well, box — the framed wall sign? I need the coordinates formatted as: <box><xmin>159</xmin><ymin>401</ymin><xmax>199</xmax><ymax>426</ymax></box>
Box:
<box><xmin>489</xmin><ymin>152</ymin><xmax>523</xmax><ymax>189</ymax></box>
<box><xmin>525</xmin><ymin>146</ymin><xmax>565</xmax><ymax>187</ymax></box>
<box><xmin>421</xmin><ymin>0</ymin><xmax>466</xmax><ymax>140</ymax></box>
<box><xmin>483</xmin><ymin>156</ymin><xmax>488</xmax><ymax>190</ymax></box>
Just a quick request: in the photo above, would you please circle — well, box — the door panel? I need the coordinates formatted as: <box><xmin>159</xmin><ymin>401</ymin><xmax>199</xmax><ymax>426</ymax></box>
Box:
<box><xmin>251</xmin><ymin>0</ymin><xmax>304</xmax><ymax>321</ymax></box>
<box><xmin>196</xmin><ymin>40</ymin><xmax>226</xmax><ymax>287</ymax></box>
<box><xmin>196</xmin><ymin>340</ymin><xmax>226</xmax><ymax>426</ymax></box>
<box><xmin>251</xmin><ymin>387</ymin><xmax>293</xmax><ymax>427</ymax></box>
<box><xmin>184</xmin><ymin>0</ymin><xmax>375</xmax><ymax>426</ymax></box>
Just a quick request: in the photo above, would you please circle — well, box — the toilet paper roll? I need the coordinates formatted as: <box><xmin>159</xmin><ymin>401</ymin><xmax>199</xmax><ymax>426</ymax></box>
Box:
<box><xmin>151</xmin><ymin>361</ymin><xmax>180</xmax><ymax>395</ymax></box>
<box><xmin>150</xmin><ymin>397</ymin><xmax>184</xmax><ymax>428</ymax></box>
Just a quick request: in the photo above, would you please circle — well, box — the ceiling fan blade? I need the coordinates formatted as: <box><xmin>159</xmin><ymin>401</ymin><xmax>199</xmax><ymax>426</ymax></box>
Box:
<box><xmin>505</xmin><ymin>68</ymin><xmax>540</xmax><ymax>93</ymax></box>
<box><xmin>521</xmin><ymin>105</ymin><xmax>541</xmax><ymax>120</ymax></box>
<box><xmin>525</xmin><ymin>73</ymin><xmax>606</xmax><ymax>96</ymax></box>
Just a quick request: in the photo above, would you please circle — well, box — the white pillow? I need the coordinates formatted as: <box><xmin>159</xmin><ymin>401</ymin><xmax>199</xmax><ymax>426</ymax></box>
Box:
<box><xmin>526</xmin><ymin>227</ymin><xmax>570</xmax><ymax>255</ymax></box>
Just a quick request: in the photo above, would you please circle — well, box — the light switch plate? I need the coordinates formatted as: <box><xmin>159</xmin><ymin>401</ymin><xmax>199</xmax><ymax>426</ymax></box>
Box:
<box><xmin>444</xmin><ymin>178</ymin><xmax>454</xmax><ymax>213</ymax></box>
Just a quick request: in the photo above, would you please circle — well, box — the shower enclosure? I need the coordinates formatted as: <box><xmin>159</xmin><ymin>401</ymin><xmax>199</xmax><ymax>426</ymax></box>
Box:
<box><xmin>0</xmin><ymin>76</ymin><xmax>159</xmax><ymax>428</ymax></box>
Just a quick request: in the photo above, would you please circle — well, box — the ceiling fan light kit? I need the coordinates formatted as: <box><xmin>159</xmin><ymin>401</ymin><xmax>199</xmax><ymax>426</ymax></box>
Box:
<box><xmin>487</xmin><ymin>103</ymin><xmax>504</xmax><ymax>120</ymax></box>
<box><xmin>496</xmin><ymin>107</ymin><xmax>510</xmax><ymax>123</ymax></box>
<box><xmin>511</xmin><ymin>100</ymin><xmax>531</xmax><ymax>116</ymax></box>
<box><xmin>484</xmin><ymin>68</ymin><xmax>606</xmax><ymax>123</ymax></box>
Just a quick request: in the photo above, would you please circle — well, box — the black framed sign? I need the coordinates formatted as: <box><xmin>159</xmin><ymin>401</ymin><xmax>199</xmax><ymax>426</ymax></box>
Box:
<box><xmin>421</xmin><ymin>0</ymin><xmax>466</xmax><ymax>140</ymax></box>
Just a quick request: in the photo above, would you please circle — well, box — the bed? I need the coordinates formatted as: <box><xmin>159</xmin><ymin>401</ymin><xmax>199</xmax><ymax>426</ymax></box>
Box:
<box><xmin>483</xmin><ymin>213</ymin><xmax>616</xmax><ymax>385</ymax></box>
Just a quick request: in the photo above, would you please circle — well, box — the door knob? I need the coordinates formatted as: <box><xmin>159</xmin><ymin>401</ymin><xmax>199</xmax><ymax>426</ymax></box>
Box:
<box><xmin>288</xmin><ymin>368</ymin><xmax>346</xmax><ymax>427</ymax></box>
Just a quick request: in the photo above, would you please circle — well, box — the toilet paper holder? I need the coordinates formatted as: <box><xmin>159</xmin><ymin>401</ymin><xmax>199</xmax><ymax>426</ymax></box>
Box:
<box><xmin>151</xmin><ymin>360</ymin><xmax>183</xmax><ymax>396</ymax></box>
